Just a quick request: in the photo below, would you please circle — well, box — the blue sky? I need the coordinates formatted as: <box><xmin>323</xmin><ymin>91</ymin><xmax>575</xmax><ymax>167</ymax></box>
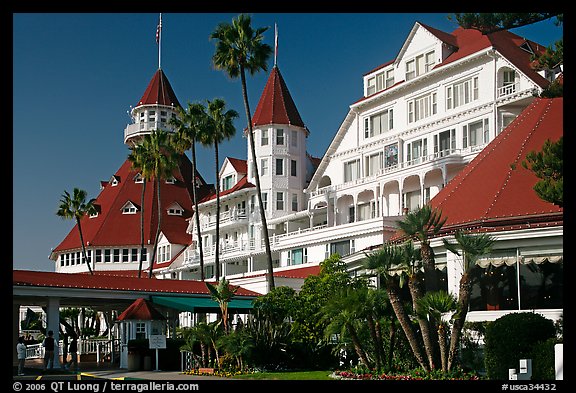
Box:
<box><xmin>12</xmin><ymin>13</ymin><xmax>562</xmax><ymax>272</ymax></box>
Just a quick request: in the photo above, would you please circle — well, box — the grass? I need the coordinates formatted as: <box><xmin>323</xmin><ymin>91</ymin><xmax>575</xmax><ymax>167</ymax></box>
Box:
<box><xmin>231</xmin><ymin>370</ymin><xmax>335</xmax><ymax>380</ymax></box>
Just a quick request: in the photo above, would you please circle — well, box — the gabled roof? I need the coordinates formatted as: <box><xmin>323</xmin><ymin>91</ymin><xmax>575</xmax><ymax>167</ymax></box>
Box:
<box><xmin>429</xmin><ymin>97</ymin><xmax>563</xmax><ymax>234</ymax></box>
<box><xmin>136</xmin><ymin>68</ymin><xmax>181</xmax><ymax>108</ymax></box>
<box><xmin>226</xmin><ymin>157</ymin><xmax>247</xmax><ymax>174</ymax></box>
<box><xmin>117</xmin><ymin>298</ymin><xmax>165</xmax><ymax>321</ymax></box>
<box><xmin>199</xmin><ymin>175</ymin><xmax>255</xmax><ymax>204</ymax></box>
<box><xmin>51</xmin><ymin>154</ymin><xmax>213</xmax><ymax>260</ymax></box>
<box><xmin>251</xmin><ymin>65</ymin><xmax>306</xmax><ymax>130</ymax></box>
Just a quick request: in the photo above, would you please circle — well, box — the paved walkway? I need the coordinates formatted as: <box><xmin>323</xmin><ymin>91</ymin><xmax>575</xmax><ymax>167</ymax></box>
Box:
<box><xmin>13</xmin><ymin>361</ymin><xmax>228</xmax><ymax>380</ymax></box>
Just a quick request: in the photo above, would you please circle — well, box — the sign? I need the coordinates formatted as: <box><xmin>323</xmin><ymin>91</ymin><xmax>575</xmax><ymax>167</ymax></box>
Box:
<box><xmin>149</xmin><ymin>334</ymin><xmax>166</xmax><ymax>349</ymax></box>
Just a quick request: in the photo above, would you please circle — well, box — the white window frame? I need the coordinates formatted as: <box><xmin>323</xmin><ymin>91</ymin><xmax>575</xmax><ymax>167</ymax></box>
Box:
<box><xmin>276</xmin><ymin>129</ymin><xmax>285</xmax><ymax>145</ymax></box>
<box><xmin>276</xmin><ymin>192</ymin><xmax>284</xmax><ymax>211</ymax></box>
<box><xmin>408</xmin><ymin>91</ymin><xmax>437</xmax><ymax>123</ymax></box>
<box><xmin>343</xmin><ymin>159</ymin><xmax>361</xmax><ymax>183</ymax></box>
<box><xmin>275</xmin><ymin>158</ymin><xmax>284</xmax><ymax>176</ymax></box>
<box><xmin>261</xmin><ymin>129</ymin><xmax>269</xmax><ymax>146</ymax></box>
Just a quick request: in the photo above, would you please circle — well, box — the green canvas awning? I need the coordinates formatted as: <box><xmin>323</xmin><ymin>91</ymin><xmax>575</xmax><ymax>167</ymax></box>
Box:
<box><xmin>151</xmin><ymin>295</ymin><xmax>254</xmax><ymax>312</ymax></box>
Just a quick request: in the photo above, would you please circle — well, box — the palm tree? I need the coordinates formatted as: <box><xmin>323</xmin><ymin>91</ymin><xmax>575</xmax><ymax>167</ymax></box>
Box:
<box><xmin>210</xmin><ymin>13</ymin><xmax>276</xmax><ymax>292</ymax></box>
<box><xmin>320</xmin><ymin>286</ymin><xmax>373</xmax><ymax>370</ymax></box>
<box><xmin>417</xmin><ymin>291</ymin><xmax>458</xmax><ymax>372</ymax></box>
<box><xmin>398</xmin><ymin>240</ymin><xmax>438</xmax><ymax>370</ymax></box>
<box><xmin>202</xmin><ymin>98</ymin><xmax>238</xmax><ymax>282</ymax></box>
<box><xmin>442</xmin><ymin>230</ymin><xmax>495</xmax><ymax>370</ymax></box>
<box><xmin>170</xmin><ymin>102</ymin><xmax>210</xmax><ymax>280</ymax></box>
<box><xmin>128</xmin><ymin>129</ymin><xmax>178</xmax><ymax>279</ymax></box>
<box><xmin>364</xmin><ymin>245</ymin><xmax>429</xmax><ymax>371</ymax></box>
<box><xmin>396</xmin><ymin>205</ymin><xmax>447</xmax><ymax>293</ymax></box>
<box><xmin>57</xmin><ymin>188</ymin><xmax>97</xmax><ymax>275</ymax></box>
<box><xmin>206</xmin><ymin>278</ymin><xmax>239</xmax><ymax>334</ymax></box>
<box><xmin>128</xmin><ymin>142</ymin><xmax>152</xmax><ymax>278</ymax></box>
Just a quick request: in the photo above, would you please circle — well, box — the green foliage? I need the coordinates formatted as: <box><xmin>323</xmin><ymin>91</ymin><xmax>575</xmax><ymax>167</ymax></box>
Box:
<box><xmin>253</xmin><ymin>286</ymin><xmax>297</xmax><ymax>325</ymax></box>
<box><xmin>484</xmin><ymin>312</ymin><xmax>556</xmax><ymax>379</ymax></box>
<box><xmin>530</xmin><ymin>338</ymin><xmax>558</xmax><ymax>380</ymax></box>
<box><xmin>449</xmin><ymin>13</ymin><xmax>561</xmax><ymax>34</ymax></box>
<box><xmin>521</xmin><ymin>136</ymin><xmax>563</xmax><ymax>207</ymax></box>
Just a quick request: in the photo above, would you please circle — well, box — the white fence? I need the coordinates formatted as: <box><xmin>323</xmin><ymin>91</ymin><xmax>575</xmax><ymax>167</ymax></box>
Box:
<box><xmin>25</xmin><ymin>338</ymin><xmax>120</xmax><ymax>361</ymax></box>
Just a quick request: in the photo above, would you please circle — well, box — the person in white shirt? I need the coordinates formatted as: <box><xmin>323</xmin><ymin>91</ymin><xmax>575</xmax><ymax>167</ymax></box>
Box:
<box><xmin>16</xmin><ymin>336</ymin><xmax>27</xmax><ymax>376</ymax></box>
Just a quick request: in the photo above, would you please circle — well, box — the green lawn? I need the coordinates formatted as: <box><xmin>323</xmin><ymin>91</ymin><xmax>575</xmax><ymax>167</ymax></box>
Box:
<box><xmin>232</xmin><ymin>370</ymin><xmax>335</xmax><ymax>380</ymax></box>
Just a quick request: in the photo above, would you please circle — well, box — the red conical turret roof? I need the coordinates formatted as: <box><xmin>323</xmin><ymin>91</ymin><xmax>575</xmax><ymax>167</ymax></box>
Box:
<box><xmin>252</xmin><ymin>66</ymin><xmax>305</xmax><ymax>129</ymax></box>
<box><xmin>137</xmin><ymin>68</ymin><xmax>181</xmax><ymax>108</ymax></box>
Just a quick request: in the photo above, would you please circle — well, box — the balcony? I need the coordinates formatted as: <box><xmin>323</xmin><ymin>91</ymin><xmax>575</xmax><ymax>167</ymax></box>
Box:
<box><xmin>124</xmin><ymin>121</ymin><xmax>176</xmax><ymax>143</ymax></box>
<box><xmin>200</xmin><ymin>208</ymin><xmax>249</xmax><ymax>232</ymax></box>
<box><xmin>497</xmin><ymin>82</ymin><xmax>518</xmax><ymax>98</ymax></box>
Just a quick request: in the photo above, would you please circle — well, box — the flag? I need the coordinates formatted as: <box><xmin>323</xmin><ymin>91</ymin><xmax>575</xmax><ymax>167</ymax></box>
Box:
<box><xmin>156</xmin><ymin>14</ymin><xmax>162</xmax><ymax>44</ymax></box>
<box><xmin>274</xmin><ymin>23</ymin><xmax>278</xmax><ymax>66</ymax></box>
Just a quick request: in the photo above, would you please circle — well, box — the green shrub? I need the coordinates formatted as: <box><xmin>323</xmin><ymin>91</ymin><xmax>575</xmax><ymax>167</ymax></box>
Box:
<box><xmin>484</xmin><ymin>312</ymin><xmax>556</xmax><ymax>380</ymax></box>
<box><xmin>530</xmin><ymin>338</ymin><xmax>558</xmax><ymax>380</ymax></box>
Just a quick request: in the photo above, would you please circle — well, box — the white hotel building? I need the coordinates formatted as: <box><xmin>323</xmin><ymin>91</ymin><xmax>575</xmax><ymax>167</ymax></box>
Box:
<box><xmin>49</xmin><ymin>21</ymin><xmax>562</xmax><ymax>323</ymax></box>
<box><xmin>160</xmin><ymin>21</ymin><xmax>561</xmax><ymax>295</ymax></box>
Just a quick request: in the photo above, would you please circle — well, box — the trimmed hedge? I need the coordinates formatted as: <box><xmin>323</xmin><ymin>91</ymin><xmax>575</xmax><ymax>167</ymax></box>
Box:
<box><xmin>484</xmin><ymin>312</ymin><xmax>556</xmax><ymax>380</ymax></box>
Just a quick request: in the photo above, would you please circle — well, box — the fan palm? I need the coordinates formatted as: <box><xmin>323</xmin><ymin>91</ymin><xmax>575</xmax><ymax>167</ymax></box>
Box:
<box><xmin>210</xmin><ymin>13</ymin><xmax>276</xmax><ymax>292</ymax></box>
<box><xmin>170</xmin><ymin>102</ymin><xmax>210</xmax><ymax>280</ymax></box>
<box><xmin>56</xmin><ymin>188</ymin><xmax>97</xmax><ymax>275</ymax></box>
<box><xmin>364</xmin><ymin>245</ymin><xmax>429</xmax><ymax>371</ymax></box>
<box><xmin>443</xmin><ymin>230</ymin><xmax>495</xmax><ymax>370</ymax></box>
<box><xmin>396</xmin><ymin>205</ymin><xmax>447</xmax><ymax>293</ymax></box>
<box><xmin>417</xmin><ymin>290</ymin><xmax>458</xmax><ymax>372</ymax></box>
<box><xmin>201</xmin><ymin>98</ymin><xmax>238</xmax><ymax>282</ymax></box>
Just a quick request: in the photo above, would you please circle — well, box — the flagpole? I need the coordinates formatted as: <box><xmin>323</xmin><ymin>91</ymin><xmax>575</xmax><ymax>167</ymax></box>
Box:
<box><xmin>274</xmin><ymin>23</ymin><xmax>278</xmax><ymax>67</ymax></box>
<box><xmin>157</xmin><ymin>13</ymin><xmax>162</xmax><ymax>69</ymax></box>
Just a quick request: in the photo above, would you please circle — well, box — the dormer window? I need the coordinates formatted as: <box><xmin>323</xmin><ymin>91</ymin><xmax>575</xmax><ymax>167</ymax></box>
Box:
<box><xmin>165</xmin><ymin>177</ymin><xmax>176</xmax><ymax>184</ymax></box>
<box><xmin>110</xmin><ymin>175</ymin><xmax>120</xmax><ymax>187</ymax></box>
<box><xmin>121</xmin><ymin>201</ymin><xmax>138</xmax><ymax>214</ymax></box>
<box><xmin>406</xmin><ymin>50</ymin><xmax>435</xmax><ymax>81</ymax></box>
<box><xmin>520</xmin><ymin>41</ymin><xmax>535</xmax><ymax>55</ymax></box>
<box><xmin>167</xmin><ymin>202</ymin><xmax>184</xmax><ymax>216</ymax></box>
<box><xmin>89</xmin><ymin>204</ymin><xmax>101</xmax><ymax>218</ymax></box>
<box><xmin>134</xmin><ymin>173</ymin><xmax>144</xmax><ymax>183</ymax></box>
<box><xmin>366</xmin><ymin>69</ymin><xmax>395</xmax><ymax>97</ymax></box>
<box><xmin>222</xmin><ymin>174</ymin><xmax>234</xmax><ymax>191</ymax></box>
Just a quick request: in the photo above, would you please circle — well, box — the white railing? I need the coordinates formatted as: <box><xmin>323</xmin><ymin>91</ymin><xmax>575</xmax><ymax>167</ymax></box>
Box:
<box><xmin>124</xmin><ymin>121</ymin><xmax>176</xmax><ymax>140</ymax></box>
<box><xmin>24</xmin><ymin>339</ymin><xmax>120</xmax><ymax>360</ymax></box>
<box><xmin>201</xmin><ymin>208</ymin><xmax>248</xmax><ymax>230</ymax></box>
<box><xmin>497</xmin><ymin>82</ymin><xmax>518</xmax><ymax>98</ymax></box>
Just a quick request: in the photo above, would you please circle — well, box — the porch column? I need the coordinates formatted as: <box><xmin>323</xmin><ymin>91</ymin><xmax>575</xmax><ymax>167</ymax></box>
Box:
<box><xmin>13</xmin><ymin>303</ymin><xmax>20</xmax><ymax>366</ymax></box>
<box><xmin>46</xmin><ymin>297</ymin><xmax>61</xmax><ymax>368</ymax></box>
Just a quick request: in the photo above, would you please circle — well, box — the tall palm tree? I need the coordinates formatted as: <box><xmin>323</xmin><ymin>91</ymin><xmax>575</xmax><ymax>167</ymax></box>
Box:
<box><xmin>202</xmin><ymin>98</ymin><xmax>238</xmax><ymax>282</ymax></box>
<box><xmin>170</xmin><ymin>102</ymin><xmax>210</xmax><ymax>280</ymax></box>
<box><xmin>364</xmin><ymin>245</ymin><xmax>429</xmax><ymax>371</ymax></box>
<box><xmin>128</xmin><ymin>129</ymin><xmax>178</xmax><ymax>279</ymax></box>
<box><xmin>210</xmin><ymin>13</ymin><xmax>276</xmax><ymax>292</ymax></box>
<box><xmin>128</xmin><ymin>142</ymin><xmax>153</xmax><ymax>278</ymax></box>
<box><xmin>442</xmin><ymin>230</ymin><xmax>495</xmax><ymax>370</ymax></box>
<box><xmin>417</xmin><ymin>290</ymin><xmax>458</xmax><ymax>372</ymax></box>
<box><xmin>396</xmin><ymin>205</ymin><xmax>447</xmax><ymax>293</ymax></box>
<box><xmin>57</xmin><ymin>188</ymin><xmax>97</xmax><ymax>275</ymax></box>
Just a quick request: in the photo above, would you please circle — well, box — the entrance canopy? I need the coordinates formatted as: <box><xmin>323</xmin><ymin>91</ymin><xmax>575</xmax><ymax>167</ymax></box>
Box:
<box><xmin>151</xmin><ymin>295</ymin><xmax>255</xmax><ymax>313</ymax></box>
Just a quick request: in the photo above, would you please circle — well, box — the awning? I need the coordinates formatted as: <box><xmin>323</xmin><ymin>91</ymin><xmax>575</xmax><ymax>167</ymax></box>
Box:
<box><xmin>151</xmin><ymin>295</ymin><xmax>254</xmax><ymax>312</ymax></box>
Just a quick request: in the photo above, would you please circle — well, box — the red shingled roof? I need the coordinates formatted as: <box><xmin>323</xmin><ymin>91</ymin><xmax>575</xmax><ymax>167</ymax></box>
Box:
<box><xmin>137</xmin><ymin>68</ymin><xmax>181</xmax><ymax>108</ymax></box>
<box><xmin>13</xmin><ymin>270</ymin><xmax>261</xmax><ymax>297</ymax></box>
<box><xmin>226</xmin><ymin>157</ymin><xmax>248</xmax><ymax>174</ymax></box>
<box><xmin>429</xmin><ymin>97</ymin><xmax>563</xmax><ymax>233</ymax></box>
<box><xmin>251</xmin><ymin>66</ymin><xmax>305</xmax><ymax>129</ymax></box>
<box><xmin>52</xmin><ymin>154</ymin><xmax>213</xmax><ymax>271</ymax></box>
<box><xmin>199</xmin><ymin>175</ymin><xmax>255</xmax><ymax>203</ymax></box>
<box><xmin>117</xmin><ymin>298</ymin><xmax>166</xmax><ymax>321</ymax></box>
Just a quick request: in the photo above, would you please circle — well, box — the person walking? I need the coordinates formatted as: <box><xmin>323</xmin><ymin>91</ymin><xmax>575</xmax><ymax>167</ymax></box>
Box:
<box><xmin>42</xmin><ymin>330</ymin><xmax>55</xmax><ymax>371</ymax></box>
<box><xmin>17</xmin><ymin>336</ymin><xmax>27</xmax><ymax>376</ymax></box>
<box><xmin>65</xmin><ymin>333</ymin><xmax>78</xmax><ymax>371</ymax></box>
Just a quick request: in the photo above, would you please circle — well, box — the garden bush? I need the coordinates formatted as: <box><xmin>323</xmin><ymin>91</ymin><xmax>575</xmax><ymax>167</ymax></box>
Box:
<box><xmin>484</xmin><ymin>312</ymin><xmax>556</xmax><ymax>380</ymax></box>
